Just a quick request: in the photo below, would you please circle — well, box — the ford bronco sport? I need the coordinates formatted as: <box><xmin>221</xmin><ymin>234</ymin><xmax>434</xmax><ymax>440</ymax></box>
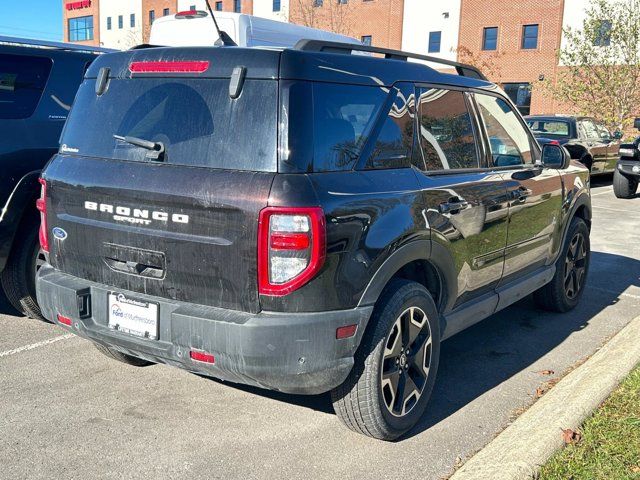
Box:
<box><xmin>0</xmin><ymin>36</ymin><xmax>108</xmax><ymax>320</ymax></box>
<box><xmin>36</xmin><ymin>40</ymin><xmax>592</xmax><ymax>440</ymax></box>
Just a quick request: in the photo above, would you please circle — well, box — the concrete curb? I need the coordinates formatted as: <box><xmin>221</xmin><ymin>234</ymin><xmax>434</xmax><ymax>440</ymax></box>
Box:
<box><xmin>450</xmin><ymin>313</ymin><xmax>640</xmax><ymax>480</ymax></box>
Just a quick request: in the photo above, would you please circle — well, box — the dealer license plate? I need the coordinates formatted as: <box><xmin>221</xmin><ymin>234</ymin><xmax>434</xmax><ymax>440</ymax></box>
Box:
<box><xmin>108</xmin><ymin>292</ymin><xmax>159</xmax><ymax>340</ymax></box>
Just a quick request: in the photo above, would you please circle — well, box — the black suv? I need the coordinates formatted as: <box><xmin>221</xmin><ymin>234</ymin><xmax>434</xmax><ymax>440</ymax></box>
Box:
<box><xmin>36</xmin><ymin>41</ymin><xmax>592</xmax><ymax>440</ymax></box>
<box><xmin>0</xmin><ymin>36</ymin><xmax>108</xmax><ymax>319</ymax></box>
<box><xmin>614</xmin><ymin>117</ymin><xmax>640</xmax><ymax>198</ymax></box>
<box><xmin>526</xmin><ymin>115</ymin><xmax>621</xmax><ymax>175</ymax></box>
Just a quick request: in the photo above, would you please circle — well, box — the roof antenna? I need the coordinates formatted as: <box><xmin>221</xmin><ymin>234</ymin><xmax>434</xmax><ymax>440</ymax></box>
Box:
<box><xmin>204</xmin><ymin>0</ymin><xmax>237</xmax><ymax>47</ymax></box>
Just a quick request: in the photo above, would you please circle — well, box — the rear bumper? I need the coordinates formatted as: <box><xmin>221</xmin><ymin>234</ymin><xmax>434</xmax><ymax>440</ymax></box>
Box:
<box><xmin>618</xmin><ymin>160</ymin><xmax>640</xmax><ymax>178</ymax></box>
<box><xmin>36</xmin><ymin>265</ymin><xmax>373</xmax><ymax>395</ymax></box>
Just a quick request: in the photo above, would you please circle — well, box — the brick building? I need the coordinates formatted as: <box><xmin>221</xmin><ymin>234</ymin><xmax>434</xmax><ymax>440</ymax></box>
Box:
<box><xmin>63</xmin><ymin>0</ymin><xmax>100</xmax><ymax>46</ymax></box>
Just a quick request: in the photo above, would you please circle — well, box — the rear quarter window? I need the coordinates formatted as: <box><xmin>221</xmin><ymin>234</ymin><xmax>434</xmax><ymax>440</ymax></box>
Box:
<box><xmin>0</xmin><ymin>53</ymin><xmax>52</xmax><ymax>120</ymax></box>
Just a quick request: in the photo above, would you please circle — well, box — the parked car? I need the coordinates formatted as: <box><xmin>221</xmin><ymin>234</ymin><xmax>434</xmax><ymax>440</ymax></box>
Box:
<box><xmin>0</xmin><ymin>36</ymin><xmax>110</xmax><ymax>320</ymax></box>
<box><xmin>36</xmin><ymin>40</ymin><xmax>592</xmax><ymax>440</ymax></box>
<box><xmin>150</xmin><ymin>9</ymin><xmax>361</xmax><ymax>48</ymax></box>
<box><xmin>525</xmin><ymin>115</ymin><xmax>622</xmax><ymax>175</ymax></box>
<box><xmin>614</xmin><ymin>117</ymin><xmax>640</xmax><ymax>198</ymax></box>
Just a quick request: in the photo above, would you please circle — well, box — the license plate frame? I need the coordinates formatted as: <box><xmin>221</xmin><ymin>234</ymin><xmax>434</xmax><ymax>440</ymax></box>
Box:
<box><xmin>107</xmin><ymin>292</ymin><xmax>159</xmax><ymax>340</ymax></box>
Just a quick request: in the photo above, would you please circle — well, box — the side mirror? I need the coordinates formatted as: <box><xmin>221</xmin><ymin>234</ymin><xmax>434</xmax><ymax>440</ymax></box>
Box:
<box><xmin>613</xmin><ymin>130</ymin><xmax>623</xmax><ymax>140</ymax></box>
<box><xmin>541</xmin><ymin>143</ymin><xmax>570</xmax><ymax>169</ymax></box>
<box><xmin>635</xmin><ymin>118</ymin><xmax>640</xmax><ymax>131</ymax></box>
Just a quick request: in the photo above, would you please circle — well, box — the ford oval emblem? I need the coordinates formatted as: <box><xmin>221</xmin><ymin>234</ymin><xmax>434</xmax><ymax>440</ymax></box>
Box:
<box><xmin>52</xmin><ymin>227</ymin><xmax>68</xmax><ymax>240</ymax></box>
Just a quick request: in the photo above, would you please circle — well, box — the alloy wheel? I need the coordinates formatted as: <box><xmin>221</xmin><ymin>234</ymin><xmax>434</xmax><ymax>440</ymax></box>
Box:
<box><xmin>380</xmin><ymin>306</ymin><xmax>432</xmax><ymax>417</ymax></box>
<box><xmin>564</xmin><ymin>232</ymin><xmax>587</xmax><ymax>300</ymax></box>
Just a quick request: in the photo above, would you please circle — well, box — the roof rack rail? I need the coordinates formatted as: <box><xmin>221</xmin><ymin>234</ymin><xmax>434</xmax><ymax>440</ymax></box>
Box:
<box><xmin>294</xmin><ymin>39</ymin><xmax>488</xmax><ymax>81</ymax></box>
<box><xmin>0</xmin><ymin>35</ymin><xmax>114</xmax><ymax>54</ymax></box>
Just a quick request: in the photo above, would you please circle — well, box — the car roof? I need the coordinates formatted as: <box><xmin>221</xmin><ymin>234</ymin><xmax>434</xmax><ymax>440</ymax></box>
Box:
<box><xmin>86</xmin><ymin>45</ymin><xmax>496</xmax><ymax>90</ymax></box>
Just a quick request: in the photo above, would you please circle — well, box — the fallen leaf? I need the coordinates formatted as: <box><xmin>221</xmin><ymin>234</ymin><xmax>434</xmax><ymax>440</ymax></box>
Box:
<box><xmin>535</xmin><ymin>386</ymin><xmax>547</xmax><ymax>398</ymax></box>
<box><xmin>561</xmin><ymin>428</ymin><xmax>582</xmax><ymax>445</ymax></box>
<box><xmin>631</xmin><ymin>466</ymin><xmax>640</xmax><ymax>473</ymax></box>
<box><xmin>537</xmin><ymin>370</ymin><xmax>555</xmax><ymax>376</ymax></box>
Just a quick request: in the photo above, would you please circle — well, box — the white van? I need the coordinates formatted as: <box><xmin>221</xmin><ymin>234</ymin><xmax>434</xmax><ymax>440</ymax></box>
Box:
<box><xmin>149</xmin><ymin>10</ymin><xmax>361</xmax><ymax>48</ymax></box>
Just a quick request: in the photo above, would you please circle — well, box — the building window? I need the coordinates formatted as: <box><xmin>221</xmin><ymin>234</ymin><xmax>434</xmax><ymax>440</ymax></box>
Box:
<box><xmin>234</xmin><ymin>0</ymin><xmax>241</xmax><ymax>12</ymax></box>
<box><xmin>273</xmin><ymin>0</ymin><xmax>281</xmax><ymax>11</ymax></box>
<box><xmin>361</xmin><ymin>35</ymin><xmax>372</xmax><ymax>46</ymax></box>
<box><xmin>482</xmin><ymin>27</ymin><xmax>498</xmax><ymax>50</ymax></box>
<box><xmin>502</xmin><ymin>82</ymin><xmax>532</xmax><ymax>116</ymax></box>
<box><xmin>118</xmin><ymin>15</ymin><xmax>123</xmax><ymax>29</ymax></box>
<box><xmin>163</xmin><ymin>8</ymin><xmax>170</xmax><ymax>16</ymax></box>
<box><xmin>314</xmin><ymin>0</ymin><xmax>323</xmax><ymax>5</ymax></box>
<box><xmin>594</xmin><ymin>20</ymin><xmax>612</xmax><ymax>46</ymax></box>
<box><xmin>106</xmin><ymin>17</ymin><xmax>112</xmax><ymax>30</ymax></box>
<box><xmin>521</xmin><ymin>24</ymin><xmax>539</xmax><ymax>49</ymax></box>
<box><xmin>337</xmin><ymin>0</ymin><xmax>348</xmax><ymax>4</ymax></box>
<box><xmin>215</xmin><ymin>1</ymin><xmax>223</xmax><ymax>10</ymax></box>
<box><xmin>428</xmin><ymin>31</ymin><xmax>441</xmax><ymax>53</ymax></box>
<box><xmin>190</xmin><ymin>4</ymin><xmax>196</xmax><ymax>10</ymax></box>
<box><xmin>68</xmin><ymin>16</ymin><xmax>94</xmax><ymax>41</ymax></box>
<box><xmin>149</xmin><ymin>10</ymin><xmax>155</xmax><ymax>24</ymax></box>
<box><xmin>130</xmin><ymin>13</ymin><xmax>136</xmax><ymax>28</ymax></box>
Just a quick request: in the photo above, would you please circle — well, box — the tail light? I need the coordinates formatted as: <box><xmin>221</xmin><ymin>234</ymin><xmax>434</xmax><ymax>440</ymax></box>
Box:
<box><xmin>258</xmin><ymin>207</ymin><xmax>326</xmax><ymax>296</ymax></box>
<box><xmin>129</xmin><ymin>61</ymin><xmax>210</xmax><ymax>74</ymax></box>
<box><xmin>36</xmin><ymin>178</ymin><xmax>49</xmax><ymax>253</ymax></box>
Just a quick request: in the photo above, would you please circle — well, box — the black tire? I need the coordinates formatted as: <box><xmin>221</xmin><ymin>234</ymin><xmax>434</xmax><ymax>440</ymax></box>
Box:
<box><xmin>0</xmin><ymin>220</ymin><xmax>47</xmax><ymax>321</ymax></box>
<box><xmin>534</xmin><ymin>217</ymin><xmax>590</xmax><ymax>313</ymax></box>
<box><xmin>94</xmin><ymin>343</ymin><xmax>153</xmax><ymax>367</ymax></box>
<box><xmin>331</xmin><ymin>279</ymin><xmax>440</xmax><ymax>440</ymax></box>
<box><xmin>613</xmin><ymin>169</ymin><xmax>638</xmax><ymax>199</ymax></box>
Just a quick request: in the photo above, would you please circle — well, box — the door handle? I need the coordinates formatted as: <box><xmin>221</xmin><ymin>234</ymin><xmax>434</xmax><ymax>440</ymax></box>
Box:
<box><xmin>439</xmin><ymin>197</ymin><xmax>469</xmax><ymax>215</ymax></box>
<box><xmin>511</xmin><ymin>187</ymin><xmax>532</xmax><ymax>202</ymax></box>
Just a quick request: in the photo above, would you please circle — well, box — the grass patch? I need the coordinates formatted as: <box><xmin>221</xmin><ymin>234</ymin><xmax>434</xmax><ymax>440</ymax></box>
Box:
<box><xmin>538</xmin><ymin>364</ymin><xmax>640</xmax><ymax>480</ymax></box>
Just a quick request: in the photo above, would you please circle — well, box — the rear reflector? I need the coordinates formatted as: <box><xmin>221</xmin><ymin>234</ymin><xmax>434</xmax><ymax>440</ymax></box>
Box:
<box><xmin>57</xmin><ymin>314</ymin><xmax>72</xmax><ymax>326</ymax></box>
<box><xmin>336</xmin><ymin>324</ymin><xmax>358</xmax><ymax>339</ymax></box>
<box><xmin>190</xmin><ymin>350</ymin><xmax>215</xmax><ymax>364</ymax></box>
<box><xmin>129</xmin><ymin>61</ymin><xmax>210</xmax><ymax>74</ymax></box>
<box><xmin>36</xmin><ymin>178</ymin><xmax>49</xmax><ymax>253</ymax></box>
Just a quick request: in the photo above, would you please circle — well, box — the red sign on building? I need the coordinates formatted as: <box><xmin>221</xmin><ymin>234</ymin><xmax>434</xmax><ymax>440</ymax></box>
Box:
<box><xmin>66</xmin><ymin>0</ymin><xmax>91</xmax><ymax>10</ymax></box>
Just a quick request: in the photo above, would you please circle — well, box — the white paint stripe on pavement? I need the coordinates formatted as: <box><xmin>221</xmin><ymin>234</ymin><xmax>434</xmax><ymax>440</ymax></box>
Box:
<box><xmin>588</xmin><ymin>285</ymin><xmax>640</xmax><ymax>301</ymax></box>
<box><xmin>0</xmin><ymin>334</ymin><xmax>74</xmax><ymax>358</ymax></box>
<box><xmin>592</xmin><ymin>205</ymin><xmax>638</xmax><ymax>214</ymax></box>
<box><xmin>590</xmin><ymin>189</ymin><xmax>613</xmax><ymax>196</ymax></box>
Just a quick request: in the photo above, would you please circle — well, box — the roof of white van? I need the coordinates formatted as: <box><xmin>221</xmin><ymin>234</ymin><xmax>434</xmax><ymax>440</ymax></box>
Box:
<box><xmin>149</xmin><ymin>11</ymin><xmax>360</xmax><ymax>48</ymax></box>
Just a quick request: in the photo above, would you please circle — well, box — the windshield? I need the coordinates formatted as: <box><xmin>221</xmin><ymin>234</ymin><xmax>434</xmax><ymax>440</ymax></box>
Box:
<box><xmin>60</xmin><ymin>78</ymin><xmax>278</xmax><ymax>171</ymax></box>
<box><xmin>526</xmin><ymin>119</ymin><xmax>570</xmax><ymax>138</ymax></box>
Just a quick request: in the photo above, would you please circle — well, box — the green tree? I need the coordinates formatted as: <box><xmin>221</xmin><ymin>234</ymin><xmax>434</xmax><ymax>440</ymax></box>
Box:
<box><xmin>544</xmin><ymin>0</ymin><xmax>640</xmax><ymax>132</ymax></box>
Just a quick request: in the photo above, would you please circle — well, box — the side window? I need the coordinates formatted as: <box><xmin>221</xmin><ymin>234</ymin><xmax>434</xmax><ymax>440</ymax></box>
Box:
<box><xmin>366</xmin><ymin>83</ymin><xmax>415</xmax><ymax>170</ymax></box>
<box><xmin>0</xmin><ymin>53</ymin><xmax>53</xmax><ymax>120</ymax></box>
<box><xmin>416</xmin><ymin>88</ymin><xmax>479</xmax><ymax>170</ymax></box>
<box><xmin>475</xmin><ymin>94</ymin><xmax>533</xmax><ymax>166</ymax></box>
<box><xmin>580</xmin><ymin>120</ymin><xmax>599</xmax><ymax>140</ymax></box>
<box><xmin>595</xmin><ymin>122</ymin><xmax>611</xmax><ymax>140</ymax></box>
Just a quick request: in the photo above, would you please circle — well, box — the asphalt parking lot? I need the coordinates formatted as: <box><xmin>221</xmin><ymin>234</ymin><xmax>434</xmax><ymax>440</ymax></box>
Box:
<box><xmin>1</xmin><ymin>176</ymin><xmax>638</xmax><ymax>480</ymax></box>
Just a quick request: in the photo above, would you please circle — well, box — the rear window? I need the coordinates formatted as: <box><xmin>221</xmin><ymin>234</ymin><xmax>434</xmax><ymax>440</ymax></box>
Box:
<box><xmin>526</xmin><ymin>119</ymin><xmax>570</xmax><ymax>137</ymax></box>
<box><xmin>0</xmin><ymin>53</ymin><xmax>52</xmax><ymax>120</ymax></box>
<box><xmin>60</xmin><ymin>78</ymin><xmax>278</xmax><ymax>171</ymax></box>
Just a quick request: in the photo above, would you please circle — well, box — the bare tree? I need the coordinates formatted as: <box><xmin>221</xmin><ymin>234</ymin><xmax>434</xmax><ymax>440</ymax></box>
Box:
<box><xmin>292</xmin><ymin>0</ymin><xmax>355</xmax><ymax>37</ymax></box>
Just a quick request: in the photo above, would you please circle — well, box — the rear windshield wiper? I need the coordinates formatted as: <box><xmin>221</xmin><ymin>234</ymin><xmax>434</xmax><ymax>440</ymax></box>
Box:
<box><xmin>114</xmin><ymin>135</ymin><xmax>165</xmax><ymax>162</ymax></box>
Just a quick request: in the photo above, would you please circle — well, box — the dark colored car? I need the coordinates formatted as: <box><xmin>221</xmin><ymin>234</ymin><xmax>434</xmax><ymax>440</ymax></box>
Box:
<box><xmin>0</xmin><ymin>36</ymin><xmax>109</xmax><ymax>319</ymax></box>
<box><xmin>614</xmin><ymin>117</ymin><xmax>640</xmax><ymax>198</ymax></box>
<box><xmin>36</xmin><ymin>40</ymin><xmax>592</xmax><ymax>440</ymax></box>
<box><xmin>525</xmin><ymin>115</ymin><xmax>621</xmax><ymax>175</ymax></box>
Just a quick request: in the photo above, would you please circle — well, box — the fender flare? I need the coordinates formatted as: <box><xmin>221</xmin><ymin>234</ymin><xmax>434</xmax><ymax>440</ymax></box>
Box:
<box><xmin>357</xmin><ymin>239</ymin><xmax>458</xmax><ymax>315</ymax></box>
<box><xmin>0</xmin><ymin>170</ymin><xmax>41</xmax><ymax>272</ymax></box>
<box><xmin>553</xmin><ymin>191</ymin><xmax>592</xmax><ymax>265</ymax></box>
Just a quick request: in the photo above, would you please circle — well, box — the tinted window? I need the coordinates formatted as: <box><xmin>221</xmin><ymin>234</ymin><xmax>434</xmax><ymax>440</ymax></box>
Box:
<box><xmin>483</xmin><ymin>27</ymin><xmax>498</xmax><ymax>50</ymax></box>
<box><xmin>527</xmin><ymin>120</ymin><xmax>570</xmax><ymax>137</ymax></box>
<box><xmin>0</xmin><ymin>54</ymin><xmax>52</xmax><ymax>120</ymax></box>
<box><xmin>502</xmin><ymin>82</ymin><xmax>531</xmax><ymax>116</ymax></box>
<box><xmin>522</xmin><ymin>24</ymin><xmax>538</xmax><ymax>49</ymax></box>
<box><xmin>366</xmin><ymin>84</ymin><xmax>415</xmax><ymax>170</ymax></box>
<box><xmin>60</xmin><ymin>79</ymin><xmax>277</xmax><ymax>172</ymax></box>
<box><xmin>416</xmin><ymin>89</ymin><xmax>479</xmax><ymax>170</ymax></box>
<box><xmin>476</xmin><ymin>94</ymin><xmax>533</xmax><ymax>166</ymax></box>
<box><xmin>428</xmin><ymin>31</ymin><xmax>441</xmax><ymax>53</ymax></box>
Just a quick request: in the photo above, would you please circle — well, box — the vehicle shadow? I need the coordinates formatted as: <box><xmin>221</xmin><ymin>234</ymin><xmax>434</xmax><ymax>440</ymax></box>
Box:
<box><xmin>590</xmin><ymin>173</ymin><xmax>613</xmax><ymax>187</ymax></box>
<box><xmin>0</xmin><ymin>287</ymin><xmax>22</xmax><ymax>317</ymax></box>
<box><xmin>202</xmin><ymin>251</ymin><xmax>640</xmax><ymax>434</ymax></box>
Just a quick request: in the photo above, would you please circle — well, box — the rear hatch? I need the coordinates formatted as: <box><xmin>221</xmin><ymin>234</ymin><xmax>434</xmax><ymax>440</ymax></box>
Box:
<box><xmin>43</xmin><ymin>47</ymin><xmax>281</xmax><ymax>313</ymax></box>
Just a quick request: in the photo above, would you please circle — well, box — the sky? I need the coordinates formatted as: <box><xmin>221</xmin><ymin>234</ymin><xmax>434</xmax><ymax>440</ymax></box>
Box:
<box><xmin>0</xmin><ymin>1</ymin><xmax>63</xmax><ymax>42</ymax></box>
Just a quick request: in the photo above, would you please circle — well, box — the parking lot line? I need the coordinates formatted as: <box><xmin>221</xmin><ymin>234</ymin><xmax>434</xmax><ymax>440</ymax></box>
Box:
<box><xmin>592</xmin><ymin>205</ymin><xmax>638</xmax><ymax>214</ymax></box>
<box><xmin>0</xmin><ymin>334</ymin><xmax>74</xmax><ymax>358</ymax></box>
